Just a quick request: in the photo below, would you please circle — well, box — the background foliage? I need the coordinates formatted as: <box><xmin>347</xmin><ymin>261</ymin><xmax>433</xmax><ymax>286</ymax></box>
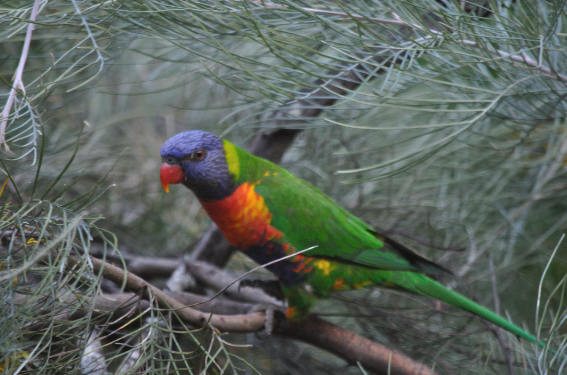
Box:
<box><xmin>2</xmin><ymin>0</ymin><xmax>567</xmax><ymax>374</ymax></box>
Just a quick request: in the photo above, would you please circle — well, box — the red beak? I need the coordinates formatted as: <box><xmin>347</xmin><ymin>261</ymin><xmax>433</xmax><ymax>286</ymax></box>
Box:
<box><xmin>160</xmin><ymin>163</ymin><xmax>184</xmax><ymax>193</ymax></box>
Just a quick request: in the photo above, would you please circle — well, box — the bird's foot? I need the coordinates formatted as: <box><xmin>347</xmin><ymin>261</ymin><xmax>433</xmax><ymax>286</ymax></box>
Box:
<box><xmin>246</xmin><ymin>304</ymin><xmax>287</xmax><ymax>339</ymax></box>
<box><xmin>239</xmin><ymin>279</ymin><xmax>287</xmax><ymax>338</ymax></box>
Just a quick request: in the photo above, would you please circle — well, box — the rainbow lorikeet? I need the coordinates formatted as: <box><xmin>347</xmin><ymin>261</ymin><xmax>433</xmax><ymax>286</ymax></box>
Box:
<box><xmin>160</xmin><ymin>130</ymin><xmax>538</xmax><ymax>344</ymax></box>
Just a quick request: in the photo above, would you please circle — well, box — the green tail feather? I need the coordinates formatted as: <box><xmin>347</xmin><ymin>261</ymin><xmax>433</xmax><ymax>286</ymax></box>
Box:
<box><xmin>391</xmin><ymin>272</ymin><xmax>546</xmax><ymax>348</ymax></box>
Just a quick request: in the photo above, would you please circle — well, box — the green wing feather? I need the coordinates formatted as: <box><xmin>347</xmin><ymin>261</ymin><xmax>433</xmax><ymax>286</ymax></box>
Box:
<box><xmin>234</xmin><ymin>146</ymin><xmax>444</xmax><ymax>275</ymax></box>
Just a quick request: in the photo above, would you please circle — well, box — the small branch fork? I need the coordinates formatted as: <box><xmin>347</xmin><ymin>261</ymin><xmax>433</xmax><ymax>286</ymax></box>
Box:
<box><xmin>0</xmin><ymin>0</ymin><xmax>43</xmax><ymax>152</ymax></box>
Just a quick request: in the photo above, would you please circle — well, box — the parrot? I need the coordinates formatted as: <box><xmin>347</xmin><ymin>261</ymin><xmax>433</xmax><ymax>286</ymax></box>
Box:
<box><xmin>160</xmin><ymin>130</ymin><xmax>541</xmax><ymax>345</ymax></box>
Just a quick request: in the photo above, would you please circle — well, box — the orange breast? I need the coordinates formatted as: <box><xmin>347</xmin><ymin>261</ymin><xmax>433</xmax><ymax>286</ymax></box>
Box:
<box><xmin>200</xmin><ymin>183</ymin><xmax>283</xmax><ymax>249</ymax></box>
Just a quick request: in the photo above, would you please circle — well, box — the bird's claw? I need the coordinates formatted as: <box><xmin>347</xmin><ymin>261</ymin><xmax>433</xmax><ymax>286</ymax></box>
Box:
<box><xmin>248</xmin><ymin>304</ymin><xmax>287</xmax><ymax>339</ymax></box>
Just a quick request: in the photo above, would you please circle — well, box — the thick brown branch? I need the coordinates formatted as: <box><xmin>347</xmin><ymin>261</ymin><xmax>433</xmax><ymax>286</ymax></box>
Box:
<box><xmin>189</xmin><ymin>10</ymin><xmax>439</xmax><ymax>268</ymax></box>
<box><xmin>282</xmin><ymin>314</ymin><xmax>435</xmax><ymax>375</ymax></box>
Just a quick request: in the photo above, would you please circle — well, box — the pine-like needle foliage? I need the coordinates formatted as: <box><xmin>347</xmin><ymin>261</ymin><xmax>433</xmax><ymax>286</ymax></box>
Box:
<box><xmin>2</xmin><ymin>0</ymin><xmax>567</xmax><ymax>374</ymax></box>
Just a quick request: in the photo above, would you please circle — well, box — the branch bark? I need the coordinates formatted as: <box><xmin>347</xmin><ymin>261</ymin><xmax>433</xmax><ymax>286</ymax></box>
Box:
<box><xmin>78</xmin><ymin>254</ymin><xmax>266</xmax><ymax>332</ymax></box>
<box><xmin>19</xmin><ymin>249</ymin><xmax>440</xmax><ymax>375</ymax></box>
<box><xmin>185</xmin><ymin>259</ymin><xmax>285</xmax><ymax>306</ymax></box>
<box><xmin>5</xmin><ymin>239</ymin><xmax>438</xmax><ymax>375</ymax></box>
<box><xmin>90</xmin><ymin>243</ymin><xmax>179</xmax><ymax>280</ymax></box>
<box><xmin>0</xmin><ymin>0</ymin><xmax>42</xmax><ymax>151</ymax></box>
<box><xmin>283</xmin><ymin>315</ymin><xmax>436</xmax><ymax>375</ymax></box>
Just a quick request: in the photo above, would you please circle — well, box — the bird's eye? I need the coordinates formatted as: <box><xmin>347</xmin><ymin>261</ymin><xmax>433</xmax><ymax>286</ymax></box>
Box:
<box><xmin>193</xmin><ymin>149</ymin><xmax>205</xmax><ymax>160</ymax></box>
<box><xmin>166</xmin><ymin>157</ymin><xmax>176</xmax><ymax>164</ymax></box>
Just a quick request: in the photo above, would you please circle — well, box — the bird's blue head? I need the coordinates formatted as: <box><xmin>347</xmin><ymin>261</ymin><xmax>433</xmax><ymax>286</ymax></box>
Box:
<box><xmin>160</xmin><ymin>131</ymin><xmax>236</xmax><ymax>201</ymax></box>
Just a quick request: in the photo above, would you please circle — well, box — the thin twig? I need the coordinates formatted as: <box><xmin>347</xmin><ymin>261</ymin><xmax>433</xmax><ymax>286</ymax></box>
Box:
<box><xmin>459</xmin><ymin>39</ymin><xmax>567</xmax><ymax>83</ymax></box>
<box><xmin>185</xmin><ymin>260</ymin><xmax>285</xmax><ymax>306</ymax></box>
<box><xmin>483</xmin><ymin>321</ymin><xmax>516</xmax><ymax>375</ymax></box>
<box><xmin>68</xmin><ymin>0</ymin><xmax>105</xmax><ymax>92</ymax></box>
<box><xmin>0</xmin><ymin>0</ymin><xmax>43</xmax><ymax>152</ymax></box>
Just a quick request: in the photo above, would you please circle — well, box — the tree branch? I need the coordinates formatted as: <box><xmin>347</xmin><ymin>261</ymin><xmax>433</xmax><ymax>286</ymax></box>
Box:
<box><xmin>90</xmin><ymin>243</ymin><xmax>180</xmax><ymax>279</ymax></box>
<box><xmin>0</xmin><ymin>0</ymin><xmax>42</xmax><ymax>152</ymax></box>
<box><xmin>23</xmin><ymin>250</ymin><xmax>440</xmax><ymax>375</ymax></box>
<box><xmin>189</xmin><ymin>44</ymin><xmax>392</xmax><ymax>268</ymax></box>
<box><xmin>283</xmin><ymin>314</ymin><xmax>436</xmax><ymax>375</ymax></box>
<box><xmin>21</xmin><ymin>285</ymin><xmax>438</xmax><ymax>375</ymax></box>
<box><xmin>19</xmin><ymin>290</ymin><xmax>261</xmax><ymax>330</ymax></box>
<box><xmin>7</xmin><ymin>239</ymin><xmax>439</xmax><ymax>375</ymax></box>
<box><xmin>69</xmin><ymin>254</ymin><xmax>267</xmax><ymax>332</ymax></box>
<box><xmin>185</xmin><ymin>259</ymin><xmax>285</xmax><ymax>306</ymax></box>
